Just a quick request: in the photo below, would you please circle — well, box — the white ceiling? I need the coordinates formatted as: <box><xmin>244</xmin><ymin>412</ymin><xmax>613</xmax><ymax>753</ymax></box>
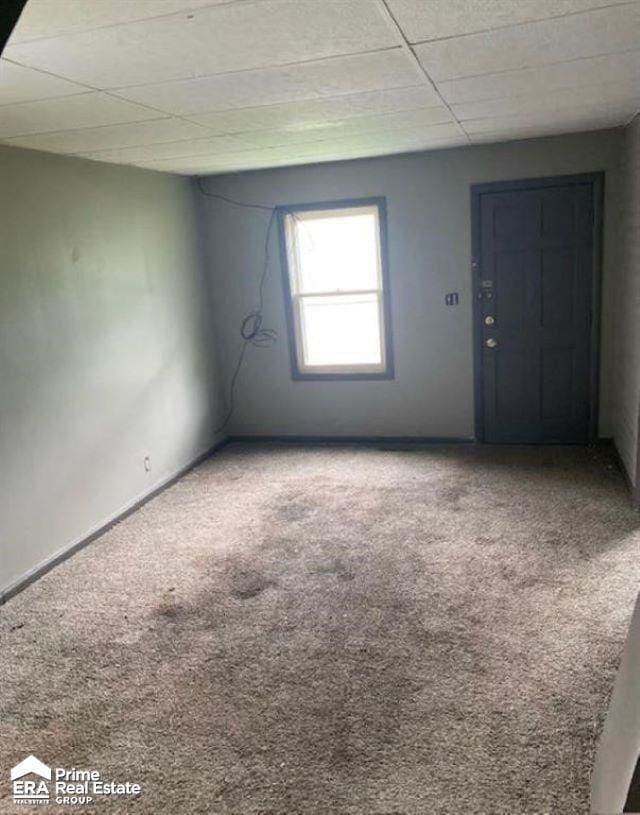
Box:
<box><xmin>1</xmin><ymin>0</ymin><xmax>639</xmax><ymax>176</ymax></box>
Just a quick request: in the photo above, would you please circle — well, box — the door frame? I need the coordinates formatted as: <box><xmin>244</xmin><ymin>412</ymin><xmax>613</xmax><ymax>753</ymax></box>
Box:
<box><xmin>470</xmin><ymin>172</ymin><xmax>604</xmax><ymax>443</ymax></box>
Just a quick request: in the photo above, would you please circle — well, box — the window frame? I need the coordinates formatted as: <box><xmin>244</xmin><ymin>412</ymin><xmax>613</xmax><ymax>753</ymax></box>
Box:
<box><xmin>277</xmin><ymin>197</ymin><xmax>394</xmax><ymax>381</ymax></box>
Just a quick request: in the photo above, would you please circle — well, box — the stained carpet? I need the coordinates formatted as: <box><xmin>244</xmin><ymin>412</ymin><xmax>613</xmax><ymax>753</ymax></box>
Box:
<box><xmin>1</xmin><ymin>443</ymin><xmax>640</xmax><ymax>814</ymax></box>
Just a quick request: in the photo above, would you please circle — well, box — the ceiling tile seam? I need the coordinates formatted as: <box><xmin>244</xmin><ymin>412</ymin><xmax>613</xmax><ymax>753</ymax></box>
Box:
<box><xmin>74</xmin><ymin>147</ymin><xmax>253</xmax><ymax>162</ymax></box>
<box><xmin>77</xmin><ymin>137</ymin><xmax>266</xmax><ymax>158</ymax></box>
<box><xmin>407</xmin><ymin>1</ymin><xmax>640</xmax><ymax>46</ymax></box>
<box><xmin>119</xmin><ymin>81</ymin><xmax>432</xmax><ymax>120</ymax></box>
<box><xmin>100</xmin><ymin>89</ymin><xmax>317</xmax><ymax>144</ymax></box>
<box><xmin>226</xmin><ymin>118</ymin><xmax>461</xmax><ymax>148</ymax></box>
<box><xmin>182</xmin><ymin>101</ymin><xmax>453</xmax><ymax>133</ymax></box>
<box><xmin>376</xmin><ymin>0</ymin><xmax>470</xmax><ymax>143</ymax></box>
<box><xmin>3</xmin><ymin>45</ymin><xmax>410</xmax><ymax>95</ymax></box>
<box><xmin>102</xmin><ymin>137</ymin><xmax>446</xmax><ymax>170</ymax></box>
<box><xmin>467</xmin><ymin>114</ymin><xmax>630</xmax><ymax>129</ymax></box>
<box><xmin>101</xmin><ymin>85</ymin><xmax>434</xmax><ymax>127</ymax></box>
<box><xmin>7</xmin><ymin>0</ymin><xmax>267</xmax><ymax>47</ymax></box>
<box><xmin>100</xmin><ymin>90</ymin><xmax>213</xmax><ymax>128</ymax></box>
<box><xmin>456</xmin><ymin>109</ymin><xmax>640</xmax><ymax>129</ymax></box>
<box><xmin>25</xmin><ymin>38</ymin><xmax>630</xmax><ymax>125</ymax></box>
<box><xmin>138</xmin><ymin>143</ymin><xmax>447</xmax><ymax>170</ymax></box>
<box><xmin>232</xmin><ymin>106</ymin><xmax>455</xmax><ymax>136</ymax></box>
<box><xmin>458</xmin><ymin>109</ymin><xmax>635</xmax><ymax>127</ymax></box>
<box><xmin>446</xmin><ymin>85</ymin><xmax>640</xmax><ymax>110</ymax></box>
<box><xmin>468</xmin><ymin>122</ymin><xmax>624</xmax><ymax>142</ymax></box>
<box><xmin>98</xmin><ymin>49</ymin><xmax>436</xmax><ymax>138</ymax></box>
<box><xmin>0</xmin><ymin>56</ymin><xmax>102</xmax><ymax>96</ymax></box>
<box><xmin>624</xmin><ymin>107</ymin><xmax>640</xmax><ymax>125</ymax></box>
<box><xmin>428</xmin><ymin>44</ymin><xmax>640</xmax><ymax>86</ymax></box>
<box><xmin>440</xmin><ymin>71</ymin><xmax>640</xmax><ymax>108</ymax></box>
<box><xmin>460</xmin><ymin>115</ymin><xmax>630</xmax><ymax>133</ymax></box>
<box><xmin>101</xmin><ymin>45</ymin><xmax>407</xmax><ymax>94</ymax></box>
<box><xmin>1</xmin><ymin>112</ymin><xmax>240</xmax><ymax>143</ymax></box>
<box><xmin>451</xmin><ymin>81</ymin><xmax>640</xmax><ymax>120</ymax></box>
<box><xmin>3</xmin><ymin>45</ymin><xmax>413</xmax><ymax>104</ymax></box>
<box><xmin>153</xmin><ymin>140</ymin><xmax>468</xmax><ymax>173</ymax></box>
<box><xmin>0</xmin><ymin>88</ymin><xmax>91</xmax><ymax>109</ymax></box>
<box><xmin>106</xmin><ymin>153</ymin><xmax>281</xmax><ymax>168</ymax></box>
<box><xmin>0</xmin><ymin>88</ymin><xmax>111</xmax><ymax>110</ymax></box>
<box><xmin>67</xmin><ymin>137</ymin><xmax>254</xmax><ymax>156</ymax></box>
<box><xmin>0</xmin><ymin>109</ymin><xmax>454</xmax><ymax>152</ymax></box>
<box><xmin>454</xmin><ymin>121</ymin><xmax>480</xmax><ymax>144</ymax></box>
<box><xmin>91</xmin><ymin>121</ymin><xmax>465</xmax><ymax>165</ymax></box>
<box><xmin>101</xmin><ymin>87</ymin><xmax>299</xmax><ymax>143</ymax></box>
<box><xmin>1</xmin><ymin>115</ymin><xmax>173</xmax><ymax>141</ymax></box>
<box><xmin>71</xmin><ymin>103</ymin><xmax>453</xmax><ymax>156</ymax></box>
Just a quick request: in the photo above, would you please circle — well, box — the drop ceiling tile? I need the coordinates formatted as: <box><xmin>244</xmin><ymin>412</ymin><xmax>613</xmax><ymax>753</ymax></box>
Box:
<box><xmin>191</xmin><ymin>99</ymin><xmax>335</xmax><ymax>135</ymax></box>
<box><xmin>2</xmin><ymin>117</ymin><xmax>212</xmax><ymax>153</ymax></box>
<box><xmin>414</xmin><ymin>3</ymin><xmax>640</xmax><ymax>81</ymax></box>
<box><xmin>4</xmin><ymin>0</ymin><xmax>633</xmax><ymax>174</ymax></box>
<box><xmin>468</xmin><ymin>118</ymin><xmax>621</xmax><ymax>144</ymax></box>
<box><xmin>267</xmin><ymin>127</ymin><xmax>466</xmax><ymax>158</ymax></box>
<box><xmin>243</xmin><ymin>110</ymin><xmax>457</xmax><ymax>148</ymax></box>
<box><xmin>302</xmin><ymin>129</ymin><xmax>466</xmax><ymax>156</ymax></box>
<box><xmin>112</xmin><ymin>50</ymin><xmax>424</xmax><ymax>115</ymax></box>
<box><xmin>462</xmin><ymin>109</ymin><xmax>627</xmax><ymax>135</ymax></box>
<box><xmin>345</xmin><ymin>107</ymin><xmax>456</xmax><ymax>133</ymax></box>
<box><xmin>136</xmin><ymin>149</ymin><xmax>288</xmax><ymax>174</ymax></box>
<box><xmin>386</xmin><ymin>0</ymin><xmax>631</xmax><ymax>44</ymax></box>
<box><xmin>0</xmin><ymin>59</ymin><xmax>88</xmax><ymax>105</ymax></box>
<box><xmin>283</xmin><ymin>137</ymin><xmax>466</xmax><ymax>168</ymax></box>
<box><xmin>9</xmin><ymin>0</ymin><xmax>234</xmax><ymax>44</ymax></box>
<box><xmin>233</xmin><ymin>123</ymin><xmax>463</xmax><ymax>162</ymax></box>
<box><xmin>198</xmin><ymin>148</ymin><xmax>393</xmax><ymax>176</ymax></box>
<box><xmin>437</xmin><ymin>50</ymin><xmax>640</xmax><ymax>104</ymax></box>
<box><xmin>77</xmin><ymin>134</ymin><xmax>258</xmax><ymax>164</ymax></box>
<box><xmin>302</xmin><ymin>85</ymin><xmax>444</xmax><ymax>122</ymax></box>
<box><xmin>133</xmin><ymin>129</ymin><xmax>467</xmax><ymax>175</ymax></box>
<box><xmin>5</xmin><ymin>0</ymin><xmax>400</xmax><ymax>89</ymax></box>
<box><xmin>452</xmin><ymin>81</ymin><xmax>640</xmax><ymax>121</ymax></box>
<box><xmin>0</xmin><ymin>92</ymin><xmax>160</xmax><ymax>138</ymax></box>
<box><xmin>188</xmin><ymin>86</ymin><xmax>442</xmax><ymax>134</ymax></box>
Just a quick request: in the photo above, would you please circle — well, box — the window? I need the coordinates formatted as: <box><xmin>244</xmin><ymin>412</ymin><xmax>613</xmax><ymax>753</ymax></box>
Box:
<box><xmin>279</xmin><ymin>198</ymin><xmax>393</xmax><ymax>379</ymax></box>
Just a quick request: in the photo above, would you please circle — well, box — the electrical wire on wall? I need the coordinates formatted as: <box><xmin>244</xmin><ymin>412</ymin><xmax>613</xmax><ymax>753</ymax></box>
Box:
<box><xmin>197</xmin><ymin>179</ymin><xmax>280</xmax><ymax>434</ymax></box>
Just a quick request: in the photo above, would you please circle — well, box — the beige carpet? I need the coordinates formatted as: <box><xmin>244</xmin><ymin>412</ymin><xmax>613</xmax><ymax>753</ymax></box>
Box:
<box><xmin>1</xmin><ymin>443</ymin><xmax>640</xmax><ymax>814</ymax></box>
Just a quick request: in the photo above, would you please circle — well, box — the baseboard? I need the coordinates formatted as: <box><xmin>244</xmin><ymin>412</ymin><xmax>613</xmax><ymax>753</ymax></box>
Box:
<box><xmin>227</xmin><ymin>435</ymin><xmax>475</xmax><ymax>445</ymax></box>
<box><xmin>0</xmin><ymin>435</ymin><xmax>228</xmax><ymax>605</ymax></box>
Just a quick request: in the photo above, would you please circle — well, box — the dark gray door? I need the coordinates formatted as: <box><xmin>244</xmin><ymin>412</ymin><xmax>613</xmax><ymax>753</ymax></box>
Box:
<box><xmin>474</xmin><ymin>178</ymin><xmax>598</xmax><ymax>443</ymax></box>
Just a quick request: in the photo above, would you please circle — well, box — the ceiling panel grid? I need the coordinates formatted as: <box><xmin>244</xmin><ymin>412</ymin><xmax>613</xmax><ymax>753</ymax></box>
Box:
<box><xmin>0</xmin><ymin>0</ymin><xmax>638</xmax><ymax>174</ymax></box>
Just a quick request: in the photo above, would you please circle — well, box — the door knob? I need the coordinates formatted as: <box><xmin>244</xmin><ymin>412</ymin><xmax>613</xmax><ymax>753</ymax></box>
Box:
<box><xmin>486</xmin><ymin>338</ymin><xmax>498</xmax><ymax>348</ymax></box>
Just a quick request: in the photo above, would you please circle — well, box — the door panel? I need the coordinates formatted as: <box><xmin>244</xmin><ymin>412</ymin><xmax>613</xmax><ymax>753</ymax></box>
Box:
<box><xmin>475</xmin><ymin>179</ymin><xmax>597</xmax><ymax>444</ymax></box>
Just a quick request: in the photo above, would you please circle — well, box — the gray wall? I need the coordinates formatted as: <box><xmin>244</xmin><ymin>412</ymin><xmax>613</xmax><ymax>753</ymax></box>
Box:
<box><xmin>201</xmin><ymin>129</ymin><xmax>620</xmax><ymax>439</ymax></box>
<box><xmin>0</xmin><ymin>145</ymin><xmax>224</xmax><ymax>597</ymax></box>
<box><xmin>611</xmin><ymin>116</ymin><xmax>640</xmax><ymax>486</ymax></box>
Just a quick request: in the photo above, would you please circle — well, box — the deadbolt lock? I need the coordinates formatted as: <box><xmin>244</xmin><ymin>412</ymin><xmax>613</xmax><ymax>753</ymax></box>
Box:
<box><xmin>485</xmin><ymin>316</ymin><xmax>495</xmax><ymax>325</ymax></box>
<box><xmin>486</xmin><ymin>338</ymin><xmax>498</xmax><ymax>348</ymax></box>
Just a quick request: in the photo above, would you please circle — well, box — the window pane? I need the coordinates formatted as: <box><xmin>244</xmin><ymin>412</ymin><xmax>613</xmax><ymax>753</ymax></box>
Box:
<box><xmin>293</xmin><ymin>209</ymin><xmax>380</xmax><ymax>294</ymax></box>
<box><xmin>299</xmin><ymin>293</ymin><xmax>382</xmax><ymax>367</ymax></box>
